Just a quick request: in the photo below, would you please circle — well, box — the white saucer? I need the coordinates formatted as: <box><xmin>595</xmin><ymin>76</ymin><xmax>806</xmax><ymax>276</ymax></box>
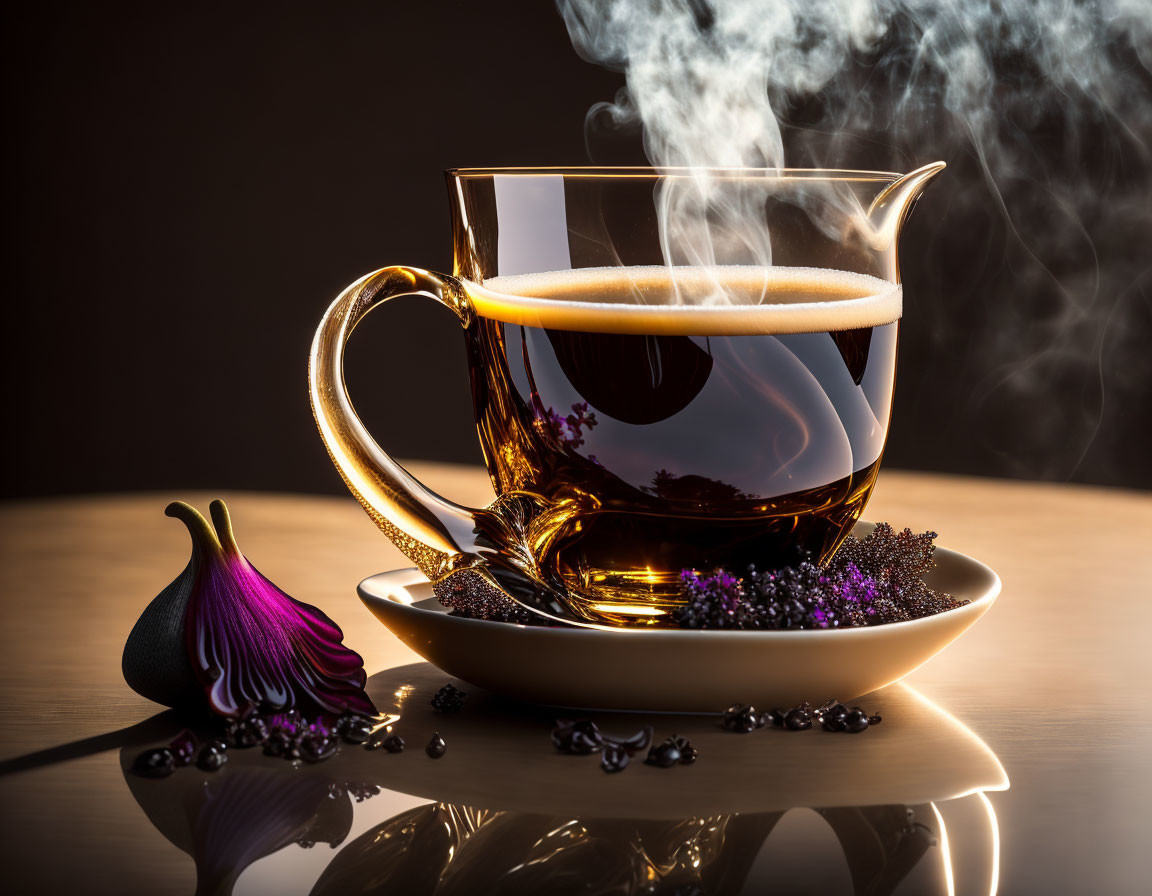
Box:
<box><xmin>357</xmin><ymin>532</ymin><xmax>1000</xmax><ymax>712</ymax></box>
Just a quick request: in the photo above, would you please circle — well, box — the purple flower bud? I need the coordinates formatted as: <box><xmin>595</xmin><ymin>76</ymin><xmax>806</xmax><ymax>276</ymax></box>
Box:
<box><xmin>123</xmin><ymin>500</ymin><xmax>376</xmax><ymax>720</ymax></box>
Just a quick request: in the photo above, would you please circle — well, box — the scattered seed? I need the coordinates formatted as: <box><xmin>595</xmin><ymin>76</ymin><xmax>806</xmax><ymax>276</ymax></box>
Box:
<box><xmin>296</xmin><ymin>731</ymin><xmax>339</xmax><ymax>763</ymax></box>
<box><xmin>609</xmin><ymin>725</ymin><xmax>654</xmax><ymax>754</ymax></box>
<box><xmin>645</xmin><ymin>739</ymin><xmax>683</xmax><ymax>768</ymax></box>
<box><xmin>430</xmin><ymin>684</ymin><xmax>467</xmax><ymax>714</ymax></box>
<box><xmin>131</xmin><ymin>747</ymin><xmax>176</xmax><ymax>778</ymax></box>
<box><xmin>426</xmin><ymin>733</ymin><xmax>447</xmax><ymax>759</ymax></box>
<box><xmin>821</xmin><ymin>703</ymin><xmax>849</xmax><ymax>732</ymax></box>
<box><xmin>721</xmin><ymin>704</ymin><xmax>765</xmax><ymax>732</ymax></box>
<box><xmin>552</xmin><ymin>720</ymin><xmax>605</xmax><ymax>755</ymax></box>
<box><xmin>341</xmin><ymin>721</ymin><xmax>373</xmax><ymax>745</ymax></box>
<box><xmin>721</xmin><ymin>699</ymin><xmax>884</xmax><ymax>736</ymax></box>
<box><xmin>381</xmin><ymin>734</ymin><xmax>405</xmax><ymax>754</ymax></box>
<box><xmin>168</xmin><ymin>729</ymin><xmax>198</xmax><ymax>767</ymax></box>
<box><xmin>843</xmin><ymin>709</ymin><xmax>870</xmax><ymax>733</ymax></box>
<box><xmin>601</xmin><ymin>743</ymin><xmax>631</xmax><ymax>773</ymax></box>
<box><xmin>197</xmin><ymin>741</ymin><xmax>227</xmax><ymax>771</ymax></box>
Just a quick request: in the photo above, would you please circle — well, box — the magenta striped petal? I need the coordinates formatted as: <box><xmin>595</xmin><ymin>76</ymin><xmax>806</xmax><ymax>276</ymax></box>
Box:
<box><xmin>167</xmin><ymin>500</ymin><xmax>375</xmax><ymax>718</ymax></box>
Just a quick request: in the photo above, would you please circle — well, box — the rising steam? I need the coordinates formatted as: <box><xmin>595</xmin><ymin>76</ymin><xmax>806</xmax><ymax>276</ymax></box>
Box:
<box><xmin>559</xmin><ymin>1</ymin><xmax>1151</xmax><ymax>171</ymax></box>
<box><xmin>557</xmin><ymin>0</ymin><xmax>1152</xmax><ymax>484</ymax></box>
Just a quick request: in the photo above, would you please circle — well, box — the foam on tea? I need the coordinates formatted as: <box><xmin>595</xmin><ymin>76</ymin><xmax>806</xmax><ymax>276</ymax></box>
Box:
<box><xmin>471</xmin><ymin>265</ymin><xmax>901</xmax><ymax>335</ymax></box>
<box><xmin>460</xmin><ymin>265</ymin><xmax>901</xmax><ymax>622</ymax></box>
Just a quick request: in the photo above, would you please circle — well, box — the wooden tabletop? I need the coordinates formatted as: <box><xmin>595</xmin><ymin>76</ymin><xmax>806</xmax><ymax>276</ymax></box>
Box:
<box><xmin>1</xmin><ymin>464</ymin><xmax>1150</xmax><ymax>894</ymax></box>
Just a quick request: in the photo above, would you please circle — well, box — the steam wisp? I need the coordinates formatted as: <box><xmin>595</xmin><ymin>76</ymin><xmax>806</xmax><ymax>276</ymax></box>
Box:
<box><xmin>557</xmin><ymin>0</ymin><xmax>1152</xmax><ymax>483</ymax></box>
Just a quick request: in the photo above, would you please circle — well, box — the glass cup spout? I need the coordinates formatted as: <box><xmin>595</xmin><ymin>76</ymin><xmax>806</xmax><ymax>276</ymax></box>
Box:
<box><xmin>867</xmin><ymin>161</ymin><xmax>947</xmax><ymax>254</ymax></box>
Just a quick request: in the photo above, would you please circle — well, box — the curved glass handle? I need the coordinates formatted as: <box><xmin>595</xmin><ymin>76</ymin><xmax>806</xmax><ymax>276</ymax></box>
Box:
<box><xmin>308</xmin><ymin>266</ymin><xmax>483</xmax><ymax>580</ymax></box>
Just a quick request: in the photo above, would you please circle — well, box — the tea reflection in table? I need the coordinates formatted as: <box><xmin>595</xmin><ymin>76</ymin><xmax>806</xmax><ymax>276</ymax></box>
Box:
<box><xmin>120</xmin><ymin>665</ymin><xmax>1007</xmax><ymax>895</ymax></box>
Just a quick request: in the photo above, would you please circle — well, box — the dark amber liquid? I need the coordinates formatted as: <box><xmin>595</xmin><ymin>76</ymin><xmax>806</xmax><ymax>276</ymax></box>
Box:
<box><xmin>464</xmin><ymin>268</ymin><xmax>898</xmax><ymax>622</ymax></box>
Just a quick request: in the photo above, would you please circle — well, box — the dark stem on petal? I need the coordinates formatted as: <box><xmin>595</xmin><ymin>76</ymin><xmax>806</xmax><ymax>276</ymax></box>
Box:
<box><xmin>165</xmin><ymin>501</ymin><xmax>223</xmax><ymax>560</ymax></box>
<box><xmin>209</xmin><ymin>499</ymin><xmax>243</xmax><ymax>558</ymax></box>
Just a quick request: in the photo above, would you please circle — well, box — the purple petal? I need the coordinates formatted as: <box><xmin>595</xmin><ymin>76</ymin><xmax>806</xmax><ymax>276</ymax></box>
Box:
<box><xmin>171</xmin><ymin>501</ymin><xmax>376</xmax><ymax>719</ymax></box>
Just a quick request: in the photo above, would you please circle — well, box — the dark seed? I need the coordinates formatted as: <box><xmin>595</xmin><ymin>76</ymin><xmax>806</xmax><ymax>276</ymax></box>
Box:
<box><xmin>821</xmin><ymin>705</ymin><xmax>849</xmax><ymax>732</ymax></box>
<box><xmin>844</xmin><ymin>709</ymin><xmax>870</xmax><ymax>733</ymax></box>
<box><xmin>552</xmin><ymin>720</ymin><xmax>605</xmax><ymax>754</ymax></box>
<box><xmin>381</xmin><ymin>734</ymin><xmax>405</xmax><ymax>754</ymax></box>
<box><xmin>229</xmin><ymin>717</ymin><xmax>268</xmax><ymax>748</ymax></box>
<box><xmin>197</xmin><ymin>743</ymin><xmax>227</xmax><ymax>771</ymax></box>
<box><xmin>784</xmin><ymin>708</ymin><xmax>813</xmax><ymax>731</ymax></box>
<box><xmin>263</xmin><ymin>731</ymin><xmax>294</xmax><ymax>757</ymax></box>
<box><xmin>342</xmin><ymin>721</ymin><xmax>373</xmax><ymax>745</ymax></box>
<box><xmin>334</xmin><ymin>712</ymin><xmax>368</xmax><ymax>736</ymax></box>
<box><xmin>426</xmin><ymin>733</ymin><xmax>447</xmax><ymax>759</ymax></box>
<box><xmin>366</xmin><ymin>730</ymin><xmax>401</xmax><ymax>751</ymax></box>
<box><xmin>601</xmin><ymin>743</ymin><xmax>630</xmax><ymax>773</ymax></box>
<box><xmin>168</xmin><ymin>729</ymin><xmax>198</xmax><ymax>767</ymax></box>
<box><xmin>570</xmin><ymin>730</ymin><xmax>603</xmax><ymax>753</ymax></box>
<box><xmin>721</xmin><ymin>704</ymin><xmax>764</xmax><ymax>733</ymax></box>
<box><xmin>606</xmin><ymin>726</ymin><xmax>654</xmax><ymax>754</ymax></box>
<box><xmin>766</xmin><ymin>709</ymin><xmax>787</xmax><ymax>728</ymax></box>
<box><xmin>666</xmin><ymin>734</ymin><xmax>692</xmax><ymax>752</ymax></box>
<box><xmin>645</xmin><ymin>740</ymin><xmax>683</xmax><ymax>768</ymax></box>
<box><xmin>430</xmin><ymin>684</ymin><xmax>467</xmax><ymax>714</ymax></box>
<box><xmin>132</xmin><ymin>748</ymin><xmax>176</xmax><ymax>778</ymax></box>
<box><xmin>665</xmin><ymin>735</ymin><xmax>697</xmax><ymax>763</ymax></box>
<box><xmin>296</xmin><ymin>733</ymin><xmax>338</xmax><ymax>763</ymax></box>
<box><xmin>347</xmin><ymin>783</ymin><xmax>380</xmax><ymax>802</ymax></box>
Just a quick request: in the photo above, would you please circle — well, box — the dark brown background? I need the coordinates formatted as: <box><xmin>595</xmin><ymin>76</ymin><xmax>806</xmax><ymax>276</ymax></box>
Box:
<box><xmin>4</xmin><ymin>0</ymin><xmax>1150</xmax><ymax>499</ymax></box>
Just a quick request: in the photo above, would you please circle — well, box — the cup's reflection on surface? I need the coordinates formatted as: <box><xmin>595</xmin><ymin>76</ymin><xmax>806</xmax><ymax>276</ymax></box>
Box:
<box><xmin>312</xmin><ymin>803</ymin><xmax>960</xmax><ymax>895</ymax></box>
<box><xmin>121</xmin><ymin>665</ymin><xmax>1007</xmax><ymax>895</ymax></box>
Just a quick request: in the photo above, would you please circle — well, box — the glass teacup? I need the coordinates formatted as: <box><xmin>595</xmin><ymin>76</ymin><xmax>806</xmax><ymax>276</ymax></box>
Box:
<box><xmin>309</xmin><ymin>165</ymin><xmax>943</xmax><ymax>626</ymax></box>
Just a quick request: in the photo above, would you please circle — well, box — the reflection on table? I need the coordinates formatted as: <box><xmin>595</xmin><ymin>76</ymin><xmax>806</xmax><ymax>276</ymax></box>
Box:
<box><xmin>120</xmin><ymin>665</ymin><xmax>1007</xmax><ymax>895</ymax></box>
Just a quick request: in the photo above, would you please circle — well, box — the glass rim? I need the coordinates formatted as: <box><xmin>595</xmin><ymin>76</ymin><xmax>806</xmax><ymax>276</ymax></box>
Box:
<box><xmin>445</xmin><ymin>165</ymin><xmax>907</xmax><ymax>182</ymax></box>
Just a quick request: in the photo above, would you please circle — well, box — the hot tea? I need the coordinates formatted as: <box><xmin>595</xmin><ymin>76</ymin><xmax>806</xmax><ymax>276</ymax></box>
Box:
<box><xmin>464</xmin><ymin>265</ymin><xmax>899</xmax><ymax>621</ymax></box>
